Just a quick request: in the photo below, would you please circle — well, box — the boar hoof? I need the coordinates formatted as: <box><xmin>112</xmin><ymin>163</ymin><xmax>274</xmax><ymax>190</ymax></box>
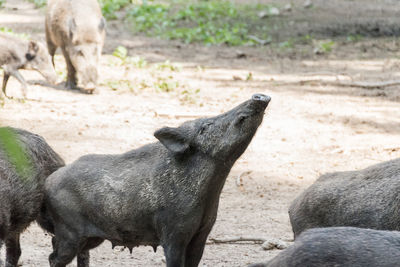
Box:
<box><xmin>82</xmin><ymin>88</ymin><xmax>95</xmax><ymax>94</ymax></box>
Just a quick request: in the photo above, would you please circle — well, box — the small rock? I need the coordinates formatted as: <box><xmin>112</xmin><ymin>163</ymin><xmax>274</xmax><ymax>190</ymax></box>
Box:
<box><xmin>284</xmin><ymin>3</ymin><xmax>292</xmax><ymax>12</ymax></box>
<box><xmin>236</xmin><ymin>50</ymin><xmax>247</xmax><ymax>59</ymax></box>
<box><xmin>262</xmin><ymin>239</ymin><xmax>290</xmax><ymax>250</ymax></box>
<box><xmin>269</xmin><ymin>7</ymin><xmax>280</xmax><ymax>16</ymax></box>
<box><xmin>304</xmin><ymin>0</ymin><xmax>313</xmax><ymax>8</ymax></box>
<box><xmin>257</xmin><ymin>10</ymin><xmax>268</xmax><ymax>19</ymax></box>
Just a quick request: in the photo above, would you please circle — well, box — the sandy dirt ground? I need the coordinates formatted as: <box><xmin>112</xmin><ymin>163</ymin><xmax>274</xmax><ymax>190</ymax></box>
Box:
<box><xmin>0</xmin><ymin>0</ymin><xmax>400</xmax><ymax>266</ymax></box>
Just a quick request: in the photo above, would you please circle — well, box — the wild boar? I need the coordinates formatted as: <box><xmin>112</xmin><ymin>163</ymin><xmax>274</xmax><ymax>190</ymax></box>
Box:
<box><xmin>38</xmin><ymin>94</ymin><xmax>271</xmax><ymax>267</ymax></box>
<box><xmin>250</xmin><ymin>227</ymin><xmax>400</xmax><ymax>267</ymax></box>
<box><xmin>45</xmin><ymin>0</ymin><xmax>106</xmax><ymax>94</ymax></box>
<box><xmin>0</xmin><ymin>127</ymin><xmax>64</xmax><ymax>266</ymax></box>
<box><xmin>289</xmin><ymin>158</ymin><xmax>400</xmax><ymax>238</ymax></box>
<box><xmin>0</xmin><ymin>33</ymin><xmax>57</xmax><ymax>98</ymax></box>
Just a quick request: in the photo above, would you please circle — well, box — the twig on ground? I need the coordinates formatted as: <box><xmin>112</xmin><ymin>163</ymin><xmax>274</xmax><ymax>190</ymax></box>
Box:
<box><xmin>207</xmin><ymin>237</ymin><xmax>291</xmax><ymax>250</ymax></box>
<box><xmin>208</xmin><ymin>237</ymin><xmax>267</xmax><ymax>244</ymax></box>
<box><xmin>274</xmin><ymin>79</ymin><xmax>400</xmax><ymax>89</ymax></box>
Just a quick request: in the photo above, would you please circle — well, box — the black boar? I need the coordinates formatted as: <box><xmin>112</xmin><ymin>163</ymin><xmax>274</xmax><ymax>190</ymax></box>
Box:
<box><xmin>289</xmin><ymin>158</ymin><xmax>400</xmax><ymax>238</ymax></box>
<box><xmin>0</xmin><ymin>127</ymin><xmax>65</xmax><ymax>267</ymax></box>
<box><xmin>45</xmin><ymin>0</ymin><xmax>106</xmax><ymax>94</ymax></box>
<box><xmin>0</xmin><ymin>33</ymin><xmax>57</xmax><ymax>98</ymax></box>
<box><xmin>250</xmin><ymin>227</ymin><xmax>400</xmax><ymax>267</ymax></box>
<box><xmin>38</xmin><ymin>94</ymin><xmax>271</xmax><ymax>267</ymax></box>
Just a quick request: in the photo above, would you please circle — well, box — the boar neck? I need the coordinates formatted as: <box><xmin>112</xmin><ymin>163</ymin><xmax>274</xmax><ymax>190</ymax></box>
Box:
<box><xmin>164</xmin><ymin>147</ymin><xmax>235</xmax><ymax>204</ymax></box>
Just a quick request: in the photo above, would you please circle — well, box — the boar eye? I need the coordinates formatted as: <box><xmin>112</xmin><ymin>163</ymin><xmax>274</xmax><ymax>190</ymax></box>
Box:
<box><xmin>199</xmin><ymin>122</ymin><xmax>212</xmax><ymax>135</ymax></box>
<box><xmin>235</xmin><ymin>115</ymin><xmax>248</xmax><ymax>126</ymax></box>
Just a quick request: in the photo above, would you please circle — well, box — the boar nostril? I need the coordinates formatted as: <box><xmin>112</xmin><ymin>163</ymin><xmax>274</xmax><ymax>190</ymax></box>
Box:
<box><xmin>252</xmin><ymin>94</ymin><xmax>271</xmax><ymax>103</ymax></box>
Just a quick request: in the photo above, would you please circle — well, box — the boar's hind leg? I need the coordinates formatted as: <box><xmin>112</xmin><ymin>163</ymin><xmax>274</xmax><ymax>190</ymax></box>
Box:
<box><xmin>76</xmin><ymin>237</ymin><xmax>104</xmax><ymax>267</ymax></box>
<box><xmin>61</xmin><ymin>47</ymin><xmax>77</xmax><ymax>90</ymax></box>
<box><xmin>184</xmin><ymin>230</ymin><xmax>210</xmax><ymax>267</ymax></box>
<box><xmin>5</xmin><ymin>233</ymin><xmax>21</xmax><ymax>267</ymax></box>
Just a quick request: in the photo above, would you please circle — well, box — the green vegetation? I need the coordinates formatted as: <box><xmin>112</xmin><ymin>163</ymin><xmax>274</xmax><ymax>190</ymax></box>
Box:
<box><xmin>26</xmin><ymin>0</ymin><xmax>133</xmax><ymax>16</ymax></box>
<box><xmin>112</xmin><ymin>45</ymin><xmax>148</xmax><ymax>68</ymax></box>
<box><xmin>0</xmin><ymin>27</ymin><xmax>30</xmax><ymax>39</ymax></box>
<box><xmin>0</xmin><ymin>128</ymin><xmax>33</xmax><ymax>182</ymax></box>
<box><xmin>100</xmin><ymin>0</ymin><xmax>132</xmax><ymax>19</ymax></box>
<box><xmin>313</xmin><ymin>40</ymin><xmax>335</xmax><ymax>54</ymax></box>
<box><xmin>127</xmin><ymin>1</ymin><xmax>271</xmax><ymax>46</ymax></box>
<box><xmin>106</xmin><ymin>45</ymin><xmax>200</xmax><ymax>105</ymax></box>
<box><xmin>28</xmin><ymin>0</ymin><xmax>47</xmax><ymax>8</ymax></box>
<box><xmin>0</xmin><ymin>0</ymin><xmax>5</xmax><ymax>8</ymax></box>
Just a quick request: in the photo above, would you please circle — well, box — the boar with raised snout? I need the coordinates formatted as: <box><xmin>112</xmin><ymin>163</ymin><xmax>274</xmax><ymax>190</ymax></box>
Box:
<box><xmin>249</xmin><ymin>227</ymin><xmax>400</xmax><ymax>267</ymax></box>
<box><xmin>0</xmin><ymin>33</ymin><xmax>58</xmax><ymax>98</ymax></box>
<box><xmin>289</xmin><ymin>158</ymin><xmax>400</xmax><ymax>238</ymax></box>
<box><xmin>38</xmin><ymin>94</ymin><xmax>271</xmax><ymax>267</ymax></box>
<box><xmin>45</xmin><ymin>0</ymin><xmax>106</xmax><ymax>94</ymax></box>
<box><xmin>0</xmin><ymin>127</ymin><xmax>65</xmax><ymax>267</ymax></box>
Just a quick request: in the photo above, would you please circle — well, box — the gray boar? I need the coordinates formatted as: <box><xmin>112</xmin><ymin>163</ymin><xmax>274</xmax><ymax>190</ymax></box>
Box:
<box><xmin>0</xmin><ymin>127</ymin><xmax>65</xmax><ymax>267</ymax></box>
<box><xmin>289</xmin><ymin>158</ymin><xmax>400</xmax><ymax>238</ymax></box>
<box><xmin>0</xmin><ymin>33</ymin><xmax>57</xmax><ymax>98</ymax></box>
<box><xmin>250</xmin><ymin>227</ymin><xmax>400</xmax><ymax>267</ymax></box>
<box><xmin>45</xmin><ymin>0</ymin><xmax>106</xmax><ymax>94</ymax></box>
<box><xmin>38</xmin><ymin>94</ymin><xmax>271</xmax><ymax>267</ymax></box>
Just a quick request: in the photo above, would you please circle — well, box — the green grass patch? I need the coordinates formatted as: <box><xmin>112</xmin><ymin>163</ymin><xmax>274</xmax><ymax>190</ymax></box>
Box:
<box><xmin>28</xmin><ymin>0</ymin><xmax>47</xmax><ymax>8</ymax></box>
<box><xmin>127</xmin><ymin>1</ymin><xmax>271</xmax><ymax>46</ymax></box>
<box><xmin>26</xmin><ymin>0</ymin><xmax>132</xmax><ymax>16</ymax></box>
<box><xmin>100</xmin><ymin>0</ymin><xmax>133</xmax><ymax>19</ymax></box>
<box><xmin>0</xmin><ymin>128</ymin><xmax>33</xmax><ymax>182</ymax></box>
<box><xmin>0</xmin><ymin>27</ymin><xmax>30</xmax><ymax>39</ymax></box>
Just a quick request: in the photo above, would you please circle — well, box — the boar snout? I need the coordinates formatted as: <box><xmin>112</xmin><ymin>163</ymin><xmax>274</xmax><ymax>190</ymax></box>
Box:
<box><xmin>77</xmin><ymin>66</ymin><xmax>98</xmax><ymax>93</ymax></box>
<box><xmin>252</xmin><ymin>93</ymin><xmax>271</xmax><ymax>103</ymax></box>
<box><xmin>247</xmin><ymin>93</ymin><xmax>271</xmax><ymax>113</ymax></box>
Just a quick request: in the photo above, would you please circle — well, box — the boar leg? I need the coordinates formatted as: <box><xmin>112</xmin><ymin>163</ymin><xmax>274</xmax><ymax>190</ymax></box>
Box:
<box><xmin>5</xmin><ymin>233</ymin><xmax>21</xmax><ymax>267</ymax></box>
<box><xmin>77</xmin><ymin>250</ymin><xmax>89</xmax><ymax>267</ymax></box>
<box><xmin>61</xmin><ymin>47</ymin><xmax>77</xmax><ymax>90</ymax></box>
<box><xmin>164</xmin><ymin>242</ymin><xmax>187</xmax><ymax>267</ymax></box>
<box><xmin>184</xmin><ymin>230</ymin><xmax>210</xmax><ymax>267</ymax></box>
<box><xmin>2</xmin><ymin>72</ymin><xmax>10</xmax><ymax>98</ymax></box>
<box><xmin>45</xmin><ymin>25</ymin><xmax>57</xmax><ymax>67</ymax></box>
<box><xmin>7</xmin><ymin>70</ymin><xmax>27</xmax><ymax>98</ymax></box>
<box><xmin>49</xmin><ymin>233</ymin><xmax>80</xmax><ymax>267</ymax></box>
<box><xmin>76</xmin><ymin>237</ymin><xmax>104</xmax><ymax>267</ymax></box>
<box><xmin>0</xmin><ymin>240</ymin><xmax>3</xmax><ymax>265</ymax></box>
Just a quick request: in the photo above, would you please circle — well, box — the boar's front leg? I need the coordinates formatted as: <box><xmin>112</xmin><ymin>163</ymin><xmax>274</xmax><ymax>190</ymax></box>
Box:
<box><xmin>184</xmin><ymin>229</ymin><xmax>211</xmax><ymax>267</ymax></box>
<box><xmin>61</xmin><ymin>47</ymin><xmax>77</xmax><ymax>90</ymax></box>
<box><xmin>1</xmin><ymin>72</ymin><xmax>10</xmax><ymax>98</ymax></box>
<box><xmin>45</xmin><ymin>24</ymin><xmax>57</xmax><ymax>67</ymax></box>
<box><xmin>3</xmin><ymin>69</ymin><xmax>28</xmax><ymax>98</ymax></box>
<box><xmin>49</xmin><ymin>233</ymin><xmax>81</xmax><ymax>267</ymax></box>
<box><xmin>5</xmin><ymin>233</ymin><xmax>21</xmax><ymax>267</ymax></box>
<box><xmin>163</xmin><ymin>241</ymin><xmax>187</xmax><ymax>267</ymax></box>
<box><xmin>77</xmin><ymin>250</ymin><xmax>89</xmax><ymax>267</ymax></box>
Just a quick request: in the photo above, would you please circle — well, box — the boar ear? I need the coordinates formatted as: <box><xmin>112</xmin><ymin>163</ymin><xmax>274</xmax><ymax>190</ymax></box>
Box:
<box><xmin>154</xmin><ymin>127</ymin><xmax>189</xmax><ymax>154</ymax></box>
<box><xmin>26</xmin><ymin>41</ymin><xmax>39</xmax><ymax>61</ymax></box>
<box><xmin>99</xmin><ymin>17</ymin><xmax>106</xmax><ymax>32</ymax></box>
